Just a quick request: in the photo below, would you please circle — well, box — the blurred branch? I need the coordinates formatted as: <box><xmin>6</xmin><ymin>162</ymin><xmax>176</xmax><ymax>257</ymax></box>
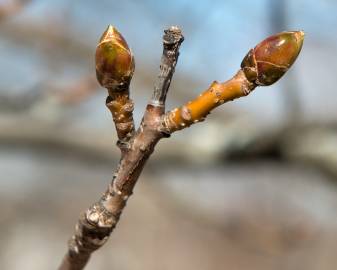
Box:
<box><xmin>53</xmin><ymin>75</ymin><xmax>99</xmax><ymax>105</ymax></box>
<box><xmin>0</xmin><ymin>19</ymin><xmax>92</xmax><ymax>66</ymax></box>
<box><xmin>1</xmin><ymin>114</ymin><xmax>337</xmax><ymax>178</ymax></box>
<box><xmin>282</xmin><ymin>125</ymin><xmax>337</xmax><ymax>177</ymax></box>
<box><xmin>0</xmin><ymin>74</ymin><xmax>99</xmax><ymax>114</ymax></box>
<box><xmin>0</xmin><ymin>0</ymin><xmax>31</xmax><ymax>21</ymax></box>
<box><xmin>0</xmin><ymin>85</ymin><xmax>42</xmax><ymax>112</ymax></box>
<box><xmin>226</xmin><ymin>123</ymin><xmax>337</xmax><ymax>180</ymax></box>
<box><xmin>0</xmin><ymin>115</ymin><xmax>119</xmax><ymax>159</ymax></box>
<box><xmin>0</xmin><ymin>18</ymin><xmax>204</xmax><ymax>101</ymax></box>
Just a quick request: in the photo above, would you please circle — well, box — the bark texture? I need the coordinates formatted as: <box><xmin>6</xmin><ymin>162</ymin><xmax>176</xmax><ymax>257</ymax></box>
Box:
<box><xmin>58</xmin><ymin>26</ymin><xmax>183</xmax><ymax>270</ymax></box>
<box><xmin>59</xmin><ymin>27</ymin><xmax>304</xmax><ymax>270</ymax></box>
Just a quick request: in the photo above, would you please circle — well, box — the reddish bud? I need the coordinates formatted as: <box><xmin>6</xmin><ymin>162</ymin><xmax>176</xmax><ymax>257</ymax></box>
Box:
<box><xmin>96</xmin><ymin>25</ymin><xmax>135</xmax><ymax>89</ymax></box>
<box><xmin>241</xmin><ymin>31</ymin><xmax>304</xmax><ymax>86</ymax></box>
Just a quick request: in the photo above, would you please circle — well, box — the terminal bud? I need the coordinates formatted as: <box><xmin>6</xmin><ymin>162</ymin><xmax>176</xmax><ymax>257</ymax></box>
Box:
<box><xmin>241</xmin><ymin>31</ymin><xmax>304</xmax><ymax>86</ymax></box>
<box><xmin>96</xmin><ymin>25</ymin><xmax>135</xmax><ymax>90</ymax></box>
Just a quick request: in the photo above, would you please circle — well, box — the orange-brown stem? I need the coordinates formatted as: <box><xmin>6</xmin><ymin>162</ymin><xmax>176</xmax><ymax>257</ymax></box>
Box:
<box><xmin>161</xmin><ymin>70</ymin><xmax>255</xmax><ymax>133</ymax></box>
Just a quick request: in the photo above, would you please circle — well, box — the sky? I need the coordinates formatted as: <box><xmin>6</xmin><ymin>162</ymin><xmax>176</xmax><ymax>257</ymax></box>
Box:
<box><xmin>1</xmin><ymin>0</ymin><xmax>337</xmax><ymax>125</ymax></box>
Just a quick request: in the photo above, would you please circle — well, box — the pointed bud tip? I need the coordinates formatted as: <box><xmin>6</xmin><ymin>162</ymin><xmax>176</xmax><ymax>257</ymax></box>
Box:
<box><xmin>285</xmin><ymin>30</ymin><xmax>305</xmax><ymax>48</ymax></box>
<box><xmin>294</xmin><ymin>30</ymin><xmax>305</xmax><ymax>48</ymax></box>
<box><xmin>96</xmin><ymin>25</ymin><xmax>134</xmax><ymax>89</ymax></box>
<box><xmin>294</xmin><ymin>30</ymin><xmax>305</xmax><ymax>40</ymax></box>
<box><xmin>107</xmin><ymin>24</ymin><xmax>114</xmax><ymax>31</ymax></box>
<box><xmin>241</xmin><ymin>30</ymin><xmax>304</xmax><ymax>86</ymax></box>
<box><xmin>99</xmin><ymin>25</ymin><xmax>120</xmax><ymax>43</ymax></box>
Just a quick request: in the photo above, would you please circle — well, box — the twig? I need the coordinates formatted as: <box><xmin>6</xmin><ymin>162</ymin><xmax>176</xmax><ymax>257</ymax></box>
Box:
<box><xmin>58</xmin><ymin>25</ymin><xmax>184</xmax><ymax>270</ymax></box>
<box><xmin>160</xmin><ymin>69</ymin><xmax>255</xmax><ymax>133</ymax></box>
<box><xmin>59</xmin><ymin>27</ymin><xmax>304</xmax><ymax>270</ymax></box>
<box><xmin>96</xmin><ymin>25</ymin><xmax>136</xmax><ymax>147</ymax></box>
<box><xmin>151</xmin><ymin>26</ymin><xmax>184</xmax><ymax>106</ymax></box>
<box><xmin>160</xmin><ymin>31</ymin><xmax>304</xmax><ymax>134</ymax></box>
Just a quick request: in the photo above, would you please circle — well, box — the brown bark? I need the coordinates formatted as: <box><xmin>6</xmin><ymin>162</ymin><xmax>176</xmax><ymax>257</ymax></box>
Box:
<box><xmin>58</xmin><ymin>26</ymin><xmax>183</xmax><ymax>270</ymax></box>
<box><xmin>106</xmin><ymin>89</ymin><xmax>135</xmax><ymax>145</ymax></box>
<box><xmin>59</xmin><ymin>27</ymin><xmax>304</xmax><ymax>270</ymax></box>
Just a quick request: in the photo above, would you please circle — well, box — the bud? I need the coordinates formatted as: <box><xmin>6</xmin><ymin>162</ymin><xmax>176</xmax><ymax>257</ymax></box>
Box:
<box><xmin>96</xmin><ymin>25</ymin><xmax>135</xmax><ymax>89</ymax></box>
<box><xmin>241</xmin><ymin>31</ymin><xmax>304</xmax><ymax>86</ymax></box>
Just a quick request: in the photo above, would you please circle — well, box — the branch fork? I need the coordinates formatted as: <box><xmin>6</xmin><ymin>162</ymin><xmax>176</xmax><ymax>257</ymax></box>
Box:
<box><xmin>59</xmin><ymin>26</ymin><xmax>304</xmax><ymax>270</ymax></box>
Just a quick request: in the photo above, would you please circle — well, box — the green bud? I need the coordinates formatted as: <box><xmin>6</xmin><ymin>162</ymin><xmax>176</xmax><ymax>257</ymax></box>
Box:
<box><xmin>96</xmin><ymin>25</ymin><xmax>135</xmax><ymax>89</ymax></box>
<box><xmin>241</xmin><ymin>31</ymin><xmax>304</xmax><ymax>86</ymax></box>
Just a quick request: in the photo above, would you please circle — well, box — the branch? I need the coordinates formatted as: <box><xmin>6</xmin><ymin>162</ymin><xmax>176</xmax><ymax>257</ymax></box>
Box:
<box><xmin>160</xmin><ymin>31</ymin><xmax>304</xmax><ymax>134</ymax></box>
<box><xmin>151</xmin><ymin>26</ymin><xmax>184</xmax><ymax>107</ymax></box>
<box><xmin>58</xmin><ymin>26</ymin><xmax>179</xmax><ymax>270</ymax></box>
<box><xmin>96</xmin><ymin>25</ymin><xmax>136</xmax><ymax>146</ymax></box>
<box><xmin>59</xmin><ymin>28</ymin><xmax>304</xmax><ymax>270</ymax></box>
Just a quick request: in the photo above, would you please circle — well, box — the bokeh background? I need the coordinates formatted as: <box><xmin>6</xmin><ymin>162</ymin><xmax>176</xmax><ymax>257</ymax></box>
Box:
<box><xmin>1</xmin><ymin>0</ymin><xmax>337</xmax><ymax>269</ymax></box>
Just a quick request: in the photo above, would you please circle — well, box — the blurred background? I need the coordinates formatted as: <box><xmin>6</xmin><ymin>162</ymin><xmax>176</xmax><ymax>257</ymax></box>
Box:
<box><xmin>1</xmin><ymin>0</ymin><xmax>337</xmax><ymax>269</ymax></box>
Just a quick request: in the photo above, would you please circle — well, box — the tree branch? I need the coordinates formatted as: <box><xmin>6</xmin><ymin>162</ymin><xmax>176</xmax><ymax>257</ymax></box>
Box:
<box><xmin>59</xmin><ymin>27</ymin><xmax>304</xmax><ymax>270</ymax></box>
<box><xmin>58</xmin><ymin>26</ymin><xmax>181</xmax><ymax>270</ymax></box>
<box><xmin>160</xmin><ymin>30</ymin><xmax>304</xmax><ymax>134</ymax></box>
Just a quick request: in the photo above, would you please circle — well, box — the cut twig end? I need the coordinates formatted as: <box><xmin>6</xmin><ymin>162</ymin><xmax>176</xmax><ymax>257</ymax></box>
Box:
<box><xmin>163</xmin><ymin>26</ymin><xmax>184</xmax><ymax>47</ymax></box>
<box><xmin>151</xmin><ymin>25</ymin><xmax>184</xmax><ymax>106</ymax></box>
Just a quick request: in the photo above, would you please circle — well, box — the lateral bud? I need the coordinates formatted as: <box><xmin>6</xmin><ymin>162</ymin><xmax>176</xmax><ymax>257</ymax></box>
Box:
<box><xmin>241</xmin><ymin>31</ymin><xmax>304</xmax><ymax>86</ymax></box>
<box><xmin>96</xmin><ymin>25</ymin><xmax>135</xmax><ymax>90</ymax></box>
